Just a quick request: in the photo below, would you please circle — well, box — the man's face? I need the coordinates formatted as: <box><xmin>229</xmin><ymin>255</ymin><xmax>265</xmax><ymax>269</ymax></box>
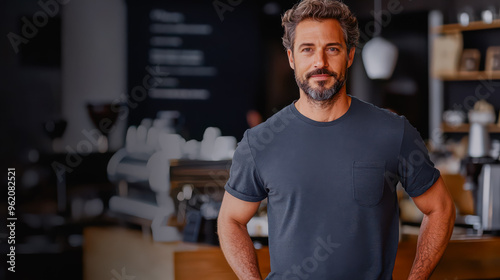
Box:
<box><xmin>287</xmin><ymin>19</ymin><xmax>355</xmax><ymax>102</ymax></box>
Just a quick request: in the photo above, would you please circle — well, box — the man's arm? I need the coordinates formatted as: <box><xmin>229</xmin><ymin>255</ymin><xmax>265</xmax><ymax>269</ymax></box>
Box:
<box><xmin>218</xmin><ymin>191</ymin><xmax>262</xmax><ymax>280</ymax></box>
<box><xmin>408</xmin><ymin>176</ymin><xmax>456</xmax><ymax>280</ymax></box>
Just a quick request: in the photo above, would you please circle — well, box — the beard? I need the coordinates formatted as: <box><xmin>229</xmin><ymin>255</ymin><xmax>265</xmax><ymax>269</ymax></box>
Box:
<box><xmin>294</xmin><ymin>65</ymin><xmax>347</xmax><ymax>103</ymax></box>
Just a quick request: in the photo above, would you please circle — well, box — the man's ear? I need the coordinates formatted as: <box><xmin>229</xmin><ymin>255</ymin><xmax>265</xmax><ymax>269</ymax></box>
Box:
<box><xmin>287</xmin><ymin>49</ymin><xmax>295</xmax><ymax>70</ymax></box>
<box><xmin>347</xmin><ymin>47</ymin><xmax>355</xmax><ymax>68</ymax></box>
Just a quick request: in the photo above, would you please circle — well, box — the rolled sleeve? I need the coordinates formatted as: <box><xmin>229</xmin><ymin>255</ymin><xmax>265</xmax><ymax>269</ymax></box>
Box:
<box><xmin>224</xmin><ymin>130</ymin><xmax>267</xmax><ymax>202</ymax></box>
<box><xmin>397</xmin><ymin>118</ymin><xmax>441</xmax><ymax>197</ymax></box>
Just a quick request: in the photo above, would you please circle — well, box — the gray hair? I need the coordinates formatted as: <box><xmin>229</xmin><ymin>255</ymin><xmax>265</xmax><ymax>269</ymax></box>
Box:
<box><xmin>281</xmin><ymin>0</ymin><xmax>359</xmax><ymax>52</ymax></box>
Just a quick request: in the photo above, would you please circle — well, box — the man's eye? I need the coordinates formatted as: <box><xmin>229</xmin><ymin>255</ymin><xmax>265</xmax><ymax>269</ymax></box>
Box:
<box><xmin>302</xmin><ymin>48</ymin><xmax>312</xmax><ymax>52</ymax></box>
<box><xmin>328</xmin><ymin>47</ymin><xmax>339</xmax><ymax>52</ymax></box>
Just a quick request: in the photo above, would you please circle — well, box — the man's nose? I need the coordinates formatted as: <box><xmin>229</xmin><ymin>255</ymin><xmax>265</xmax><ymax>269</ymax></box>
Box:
<box><xmin>313</xmin><ymin>51</ymin><xmax>328</xmax><ymax>68</ymax></box>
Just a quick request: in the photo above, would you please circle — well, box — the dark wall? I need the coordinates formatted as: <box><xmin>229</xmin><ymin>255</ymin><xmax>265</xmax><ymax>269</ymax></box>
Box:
<box><xmin>126</xmin><ymin>0</ymin><xmax>262</xmax><ymax>141</ymax></box>
<box><xmin>0</xmin><ymin>0</ymin><xmax>62</xmax><ymax>165</ymax></box>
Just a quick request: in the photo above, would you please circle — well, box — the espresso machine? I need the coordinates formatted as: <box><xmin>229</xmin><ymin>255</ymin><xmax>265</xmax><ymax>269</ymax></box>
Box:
<box><xmin>477</xmin><ymin>164</ymin><xmax>500</xmax><ymax>232</ymax></box>
<box><xmin>462</xmin><ymin>103</ymin><xmax>500</xmax><ymax>234</ymax></box>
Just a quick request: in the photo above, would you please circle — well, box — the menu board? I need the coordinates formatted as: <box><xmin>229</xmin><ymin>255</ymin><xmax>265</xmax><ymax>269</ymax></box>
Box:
<box><xmin>126</xmin><ymin>0</ymin><xmax>261</xmax><ymax>140</ymax></box>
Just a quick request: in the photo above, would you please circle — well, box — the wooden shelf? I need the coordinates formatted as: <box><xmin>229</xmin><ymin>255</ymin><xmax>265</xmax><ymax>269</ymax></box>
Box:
<box><xmin>442</xmin><ymin>123</ymin><xmax>500</xmax><ymax>133</ymax></box>
<box><xmin>433</xmin><ymin>71</ymin><xmax>500</xmax><ymax>81</ymax></box>
<box><xmin>433</xmin><ymin>19</ymin><xmax>500</xmax><ymax>33</ymax></box>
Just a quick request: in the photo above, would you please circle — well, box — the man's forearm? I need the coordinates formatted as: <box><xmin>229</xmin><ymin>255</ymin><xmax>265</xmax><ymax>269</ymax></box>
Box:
<box><xmin>408</xmin><ymin>209</ymin><xmax>455</xmax><ymax>280</ymax></box>
<box><xmin>218</xmin><ymin>219</ymin><xmax>262</xmax><ymax>280</ymax></box>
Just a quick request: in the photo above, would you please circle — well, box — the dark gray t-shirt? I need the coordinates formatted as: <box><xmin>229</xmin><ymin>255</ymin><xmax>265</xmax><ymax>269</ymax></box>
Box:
<box><xmin>224</xmin><ymin>96</ymin><xmax>440</xmax><ymax>280</ymax></box>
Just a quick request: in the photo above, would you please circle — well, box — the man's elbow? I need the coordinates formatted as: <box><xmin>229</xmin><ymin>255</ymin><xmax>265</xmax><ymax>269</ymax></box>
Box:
<box><xmin>217</xmin><ymin>213</ymin><xmax>246</xmax><ymax>237</ymax></box>
<box><xmin>427</xmin><ymin>192</ymin><xmax>456</xmax><ymax>228</ymax></box>
<box><xmin>442</xmin><ymin>190</ymin><xmax>456</xmax><ymax>224</ymax></box>
<box><xmin>424</xmin><ymin>177</ymin><xmax>457</xmax><ymax>225</ymax></box>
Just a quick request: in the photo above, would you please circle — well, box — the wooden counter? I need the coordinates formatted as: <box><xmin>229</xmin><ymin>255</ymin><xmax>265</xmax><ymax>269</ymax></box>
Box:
<box><xmin>395</xmin><ymin>234</ymin><xmax>500</xmax><ymax>279</ymax></box>
<box><xmin>83</xmin><ymin>226</ymin><xmax>268</xmax><ymax>280</ymax></box>
<box><xmin>84</xmin><ymin>227</ymin><xmax>500</xmax><ymax>280</ymax></box>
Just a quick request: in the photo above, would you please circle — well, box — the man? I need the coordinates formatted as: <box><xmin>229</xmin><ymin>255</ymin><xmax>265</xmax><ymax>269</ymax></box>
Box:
<box><xmin>218</xmin><ymin>0</ymin><xmax>455</xmax><ymax>279</ymax></box>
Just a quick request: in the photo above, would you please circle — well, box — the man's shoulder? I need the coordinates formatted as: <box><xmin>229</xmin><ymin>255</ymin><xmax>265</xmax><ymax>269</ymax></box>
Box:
<box><xmin>246</xmin><ymin>104</ymin><xmax>296</xmax><ymax>140</ymax></box>
<box><xmin>352</xmin><ymin>96</ymin><xmax>405</xmax><ymax>126</ymax></box>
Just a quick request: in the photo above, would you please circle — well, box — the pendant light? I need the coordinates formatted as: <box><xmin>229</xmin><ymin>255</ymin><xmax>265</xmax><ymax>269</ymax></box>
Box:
<box><xmin>362</xmin><ymin>0</ymin><xmax>398</xmax><ymax>80</ymax></box>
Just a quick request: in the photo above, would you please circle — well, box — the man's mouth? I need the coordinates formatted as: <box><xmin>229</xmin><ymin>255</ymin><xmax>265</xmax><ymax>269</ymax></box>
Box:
<box><xmin>310</xmin><ymin>74</ymin><xmax>332</xmax><ymax>80</ymax></box>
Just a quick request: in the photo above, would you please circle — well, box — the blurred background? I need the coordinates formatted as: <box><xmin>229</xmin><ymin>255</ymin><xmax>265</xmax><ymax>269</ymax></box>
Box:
<box><xmin>1</xmin><ymin>0</ymin><xmax>500</xmax><ymax>279</ymax></box>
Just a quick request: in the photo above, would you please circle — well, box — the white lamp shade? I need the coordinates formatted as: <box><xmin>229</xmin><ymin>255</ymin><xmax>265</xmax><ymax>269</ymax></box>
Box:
<box><xmin>362</xmin><ymin>37</ymin><xmax>399</xmax><ymax>80</ymax></box>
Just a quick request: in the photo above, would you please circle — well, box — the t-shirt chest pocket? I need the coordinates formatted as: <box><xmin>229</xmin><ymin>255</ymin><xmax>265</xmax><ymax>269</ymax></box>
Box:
<box><xmin>352</xmin><ymin>161</ymin><xmax>386</xmax><ymax>207</ymax></box>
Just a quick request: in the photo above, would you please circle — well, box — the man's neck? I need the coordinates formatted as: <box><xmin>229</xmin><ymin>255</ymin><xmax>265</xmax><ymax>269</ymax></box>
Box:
<box><xmin>294</xmin><ymin>90</ymin><xmax>351</xmax><ymax>122</ymax></box>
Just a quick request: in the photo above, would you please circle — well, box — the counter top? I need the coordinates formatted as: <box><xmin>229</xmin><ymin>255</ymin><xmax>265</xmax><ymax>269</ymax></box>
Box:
<box><xmin>84</xmin><ymin>226</ymin><xmax>500</xmax><ymax>280</ymax></box>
